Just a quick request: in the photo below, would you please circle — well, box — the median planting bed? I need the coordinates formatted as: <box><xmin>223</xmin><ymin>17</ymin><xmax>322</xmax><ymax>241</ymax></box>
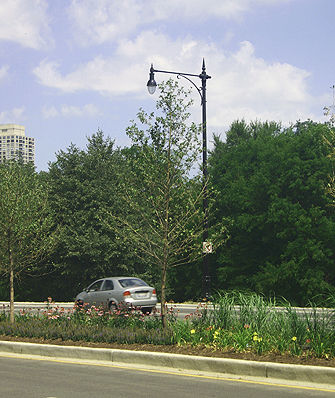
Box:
<box><xmin>1</xmin><ymin>293</ymin><xmax>335</xmax><ymax>367</ymax></box>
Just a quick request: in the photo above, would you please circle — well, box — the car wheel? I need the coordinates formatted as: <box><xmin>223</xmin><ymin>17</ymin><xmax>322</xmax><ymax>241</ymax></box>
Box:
<box><xmin>109</xmin><ymin>302</ymin><xmax>117</xmax><ymax>312</ymax></box>
<box><xmin>141</xmin><ymin>307</ymin><xmax>152</xmax><ymax>314</ymax></box>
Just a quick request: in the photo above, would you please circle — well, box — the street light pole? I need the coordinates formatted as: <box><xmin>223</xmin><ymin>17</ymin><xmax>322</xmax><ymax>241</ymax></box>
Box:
<box><xmin>147</xmin><ymin>59</ymin><xmax>212</xmax><ymax>299</ymax></box>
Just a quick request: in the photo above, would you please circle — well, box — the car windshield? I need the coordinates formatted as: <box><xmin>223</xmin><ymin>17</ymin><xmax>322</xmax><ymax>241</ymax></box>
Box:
<box><xmin>118</xmin><ymin>278</ymin><xmax>148</xmax><ymax>288</ymax></box>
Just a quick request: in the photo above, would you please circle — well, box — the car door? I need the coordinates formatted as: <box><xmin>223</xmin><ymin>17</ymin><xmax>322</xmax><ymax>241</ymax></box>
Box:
<box><xmin>95</xmin><ymin>279</ymin><xmax>115</xmax><ymax>306</ymax></box>
<box><xmin>85</xmin><ymin>280</ymin><xmax>104</xmax><ymax>306</ymax></box>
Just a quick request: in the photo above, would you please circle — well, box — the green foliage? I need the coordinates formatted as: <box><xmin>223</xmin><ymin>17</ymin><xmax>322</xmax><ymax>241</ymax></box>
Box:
<box><xmin>46</xmin><ymin>131</ymin><xmax>147</xmax><ymax>300</ymax></box>
<box><xmin>167</xmin><ymin>257</ymin><xmax>203</xmax><ymax>302</ymax></box>
<box><xmin>119</xmin><ymin>79</ymin><xmax>205</xmax><ymax>270</ymax></box>
<box><xmin>209</xmin><ymin>120</ymin><xmax>335</xmax><ymax>304</ymax></box>
<box><xmin>0</xmin><ymin>160</ymin><xmax>57</xmax><ymax>320</ymax></box>
<box><xmin>105</xmin><ymin>80</ymin><xmax>228</xmax><ymax>326</ymax></box>
<box><xmin>0</xmin><ymin>161</ymin><xmax>55</xmax><ymax>272</ymax></box>
<box><xmin>180</xmin><ymin>292</ymin><xmax>335</xmax><ymax>358</ymax></box>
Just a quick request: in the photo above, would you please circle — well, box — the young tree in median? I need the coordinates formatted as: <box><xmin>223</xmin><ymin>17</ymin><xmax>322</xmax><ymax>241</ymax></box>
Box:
<box><xmin>0</xmin><ymin>160</ymin><xmax>57</xmax><ymax>322</ymax></box>
<box><xmin>108</xmin><ymin>80</ymin><xmax>228</xmax><ymax>328</ymax></box>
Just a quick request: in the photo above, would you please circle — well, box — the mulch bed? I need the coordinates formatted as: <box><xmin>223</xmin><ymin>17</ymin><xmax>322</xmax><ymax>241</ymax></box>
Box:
<box><xmin>1</xmin><ymin>335</ymin><xmax>335</xmax><ymax>368</ymax></box>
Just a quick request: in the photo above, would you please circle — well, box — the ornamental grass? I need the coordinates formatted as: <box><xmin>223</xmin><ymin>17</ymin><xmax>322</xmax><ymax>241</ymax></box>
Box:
<box><xmin>176</xmin><ymin>291</ymin><xmax>335</xmax><ymax>358</ymax></box>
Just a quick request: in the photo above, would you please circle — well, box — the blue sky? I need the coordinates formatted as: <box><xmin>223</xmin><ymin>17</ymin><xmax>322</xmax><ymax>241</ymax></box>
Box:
<box><xmin>0</xmin><ymin>0</ymin><xmax>334</xmax><ymax>170</ymax></box>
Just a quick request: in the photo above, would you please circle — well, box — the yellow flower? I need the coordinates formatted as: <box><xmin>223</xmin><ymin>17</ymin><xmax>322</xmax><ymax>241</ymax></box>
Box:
<box><xmin>292</xmin><ymin>336</ymin><xmax>297</xmax><ymax>342</ymax></box>
<box><xmin>191</xmin><ymin>329</ymin><xmax>196</xmax><ymax>334</ymax></box>
<box><xmin>252</xmin><ymin>332</ymin><xmax>262</xmax><ymax>343</ymax></box>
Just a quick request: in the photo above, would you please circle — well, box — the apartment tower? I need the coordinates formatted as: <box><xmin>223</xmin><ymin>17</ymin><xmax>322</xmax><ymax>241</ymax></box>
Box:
<box><xmin>0</xmin><ymin>124</ymin><xmax>35</xmax><ymax>164</ymax></box>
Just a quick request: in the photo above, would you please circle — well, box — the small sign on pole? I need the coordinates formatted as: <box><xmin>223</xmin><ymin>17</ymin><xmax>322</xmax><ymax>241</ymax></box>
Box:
<box><xmin>203</xmin><ymin>242</ymin><xmax>212</xmax><ymax>254</ymax></box>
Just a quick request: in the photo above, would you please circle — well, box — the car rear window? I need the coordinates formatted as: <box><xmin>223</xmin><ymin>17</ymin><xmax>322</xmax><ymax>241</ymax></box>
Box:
<box><xmin>118</xmin><ymin>278</ymin><xmax>148</xmax><ymax>288</ymax></box>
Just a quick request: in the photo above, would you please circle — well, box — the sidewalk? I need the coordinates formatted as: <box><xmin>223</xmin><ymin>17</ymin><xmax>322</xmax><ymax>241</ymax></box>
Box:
<box><xmin>0</xmin><ymin>340</ymin><xmax>335</xmax><ymax>387</ymax></box>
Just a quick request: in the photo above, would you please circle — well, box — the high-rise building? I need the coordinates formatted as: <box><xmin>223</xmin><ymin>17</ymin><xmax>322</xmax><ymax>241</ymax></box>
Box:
<box><xmin>0</xmin><ymin>124</ymin><xmax>35</xmax><ymax>164</ymax></box>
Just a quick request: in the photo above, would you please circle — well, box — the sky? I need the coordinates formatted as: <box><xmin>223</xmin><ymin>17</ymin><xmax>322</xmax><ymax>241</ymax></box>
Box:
<box><xmin>0</xmin><ymin>0</ymin><xmax>334</xmax><ymax>171</ymax></box>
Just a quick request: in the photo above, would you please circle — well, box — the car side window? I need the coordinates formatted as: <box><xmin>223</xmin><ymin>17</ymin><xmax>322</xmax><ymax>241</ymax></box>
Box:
<box><xmin>88</xmin><ymin>281</ymin><xmax>103</xmax><ymax>292</ymax></box>
<box><xmin>102</xmin><ymin>280</ymin><xmax>114</xmax><ymax>291</ymax></box>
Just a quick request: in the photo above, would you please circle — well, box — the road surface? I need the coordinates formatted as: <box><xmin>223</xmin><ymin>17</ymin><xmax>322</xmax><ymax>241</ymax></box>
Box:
<box><xmin>0</xmin><ymin>354</ymin><xmax>334</xmax><ymax>398</ymax></box>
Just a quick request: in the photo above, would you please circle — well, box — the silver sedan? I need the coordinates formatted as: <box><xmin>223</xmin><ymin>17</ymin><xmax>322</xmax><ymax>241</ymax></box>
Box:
<box><xmin>75</xmin><ymin>277</ymin><xmax>157</xmax><ymax>314</ymax></box>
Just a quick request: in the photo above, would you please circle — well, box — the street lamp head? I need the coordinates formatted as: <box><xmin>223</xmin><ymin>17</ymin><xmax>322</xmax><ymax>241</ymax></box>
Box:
<box><xmin>147</xmin><ymin>64</ymin><xmax>157</xmax><ymax>94</ymax></box>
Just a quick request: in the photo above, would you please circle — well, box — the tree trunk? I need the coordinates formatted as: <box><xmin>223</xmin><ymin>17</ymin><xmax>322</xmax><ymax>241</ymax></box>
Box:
<box><xmin>160</xmin><ymin>264</ymin><xmax>167</xmax><ymax>329</ymax></box>
<box><xmin>9</xmin><ymin>258</ymin><xmax>14</xmax><ymax>324</ymax></box>
<box><xmin>7</xmin><ymin>227</ymin><xmax>15</xmax><ymax>324</ymax></box>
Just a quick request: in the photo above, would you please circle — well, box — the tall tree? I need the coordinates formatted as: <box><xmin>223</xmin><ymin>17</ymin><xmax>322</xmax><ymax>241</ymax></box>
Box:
<box><xmin>209</xmin><ymin>120</ymin><xmax>335</xmax><ymax>304</ymax></box>
<box><xmin>47</xmin><ymin>131</ymin><xmax>146</xmax><ymax>300</ymax></box>
<box><xmin>108</xmin><ymin>80</ymin><xmax>227</xmax><ymax>327</ymax></box>
<box><xmin>0</xmin><ymin>160</ymin><xmax>57</xmax><ymax>322</ymax></box>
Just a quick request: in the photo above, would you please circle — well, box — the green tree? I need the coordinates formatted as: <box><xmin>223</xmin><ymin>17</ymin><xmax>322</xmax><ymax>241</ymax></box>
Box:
<box><xmin>108</xmin><ymin>80</ymin><xmax>227</xmax><ymax>327</ymax></box>
<box><xmin>47</xmin><ymin>131</ymin><xmax>146</xmax><ymax>300</ymax></box>
<box><xmin>0</xmin><ymin>160</ymin><xmax>57</xmax><ymax>322</ymax></box>
<box><xmin>209</xmin><ymin>120</ymin><xmax>335</xmax><ymax>304</ymax></box>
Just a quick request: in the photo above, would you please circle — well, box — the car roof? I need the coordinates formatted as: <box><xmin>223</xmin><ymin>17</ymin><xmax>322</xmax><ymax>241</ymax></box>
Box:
<box><xmin>103</xmin><ymin>276</ymin><xmax>142</xmax><ymax>280</ymax></box>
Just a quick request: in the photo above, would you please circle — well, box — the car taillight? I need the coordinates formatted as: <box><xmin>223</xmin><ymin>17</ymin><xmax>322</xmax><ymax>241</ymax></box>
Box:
<box><xmin>123</xmin><ymin>290</ymin><xmax>131</xmax><ymax>297</ymax></box>
<box><xmin>152</xmin><ymin>289</ymin><xmax>156</xmax><ymax>296</ymax></box>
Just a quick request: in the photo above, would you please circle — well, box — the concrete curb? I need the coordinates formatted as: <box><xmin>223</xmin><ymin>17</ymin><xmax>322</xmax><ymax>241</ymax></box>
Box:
<box><xmin>0</xmin><ymin>340</ymin><xmax>335</xmax><ymax>385</ymax></box>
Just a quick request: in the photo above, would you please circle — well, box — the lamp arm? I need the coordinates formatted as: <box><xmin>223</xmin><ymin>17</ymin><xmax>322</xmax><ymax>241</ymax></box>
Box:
<box><xmin>151</xmin><ymin>64</ymin><xmax>211</xmax><ymax>105</ymax></box>
<box><xmin>177</xmin><ymin>74</ymin><xmax>203</xmax><ymax>105</ymax></box>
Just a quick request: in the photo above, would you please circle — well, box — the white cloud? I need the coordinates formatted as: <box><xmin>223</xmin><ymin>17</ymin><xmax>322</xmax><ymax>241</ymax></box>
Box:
<box><xmin>33</xmin><ymin>31</ymin><xmax>312</xmax><ymax>128</ymax></box>
<box><xmin>34</xmin><ymin>59</ymin><xmax>82</xmax><ymax>92</ymax></box>
<box><xmin>67</xmin><ymin>0</ymin><xmax>294</xmax><ymax>45</ymax></box>
<box><xmin>42</xmin><ymin>104</ymin><xmax>102</xmax><ymax>119</ymax></box>
<box><xmin>42</xmin><ymin>106</ymin><xmax>59</xmax><ymax>119</ymax></box>
<box><xmin>148</xmin><ymin>0</ymin><xmax>291</xmax><ymax>20</ymax></box>
<box><xmin>68</xmin><ymin>0</ymin><xmax>144</xmax><ymax>45</ymax></box>
<box><xmin>0</xmin><ymin>0</ymin><xmax>52</xmax><ymax>49</ymax></box>
<box><xmin>33</xmin><ymin>31</ymin><xmax>211</xmax><ymax>95</ymax></box>
<box><xmin>36</xmin><ymin>30</ymin><xmax>315</xmax><ymax>128</ymax></box>
<box><xmin>0</xmin><ymin>107</ymin><xmax>25</xmax><ymax>124</ymax></box>
<box><xmin>61</xmin><ymin>104</ymin><xmax>102</xmax><ymax>118</ymax></box>
<box><xmin>208</xmin><ymin>41</ymin><xmax>313</xmax><ymax>128</ymax></box>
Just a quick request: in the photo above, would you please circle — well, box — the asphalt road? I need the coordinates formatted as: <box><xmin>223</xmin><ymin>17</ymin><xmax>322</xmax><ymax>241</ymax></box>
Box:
<box><xmin>0</xmin><ymin>354</ymin><xmax>334</xmax><ymax>398</ymax></box>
